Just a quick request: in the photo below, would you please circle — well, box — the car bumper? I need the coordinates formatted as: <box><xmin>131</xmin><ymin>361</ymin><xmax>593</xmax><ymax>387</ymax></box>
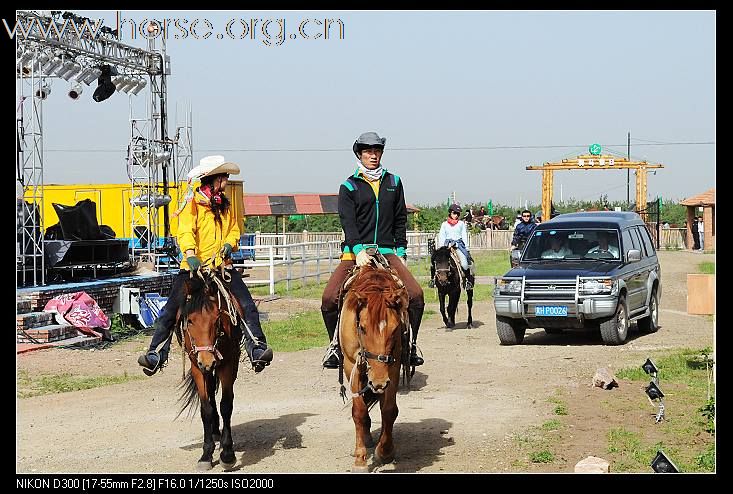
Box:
<box><xmin>494</xmin><ymin>295</ymin><xmax>617</xmax><ymax>320</ymax></box>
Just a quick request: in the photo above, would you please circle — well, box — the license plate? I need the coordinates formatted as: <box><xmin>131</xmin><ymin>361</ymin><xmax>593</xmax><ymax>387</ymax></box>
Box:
<box><xmin>535</xmin><ymin>305</ymin><xmax>568</xmax><ymax>317</ymax></box>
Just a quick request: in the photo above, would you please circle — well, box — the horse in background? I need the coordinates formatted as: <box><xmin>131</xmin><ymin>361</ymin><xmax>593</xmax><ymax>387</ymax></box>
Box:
<box><xmin>176</xmin><ymin>269</ymin><xmax>243</xmax><ymax>471</ymax></box>
<box><xmin>338</xmin><ymin>265</ymin><xmax>410</xmax><ymax>472</ymax></box>
<box><xmin>431</xmin><ymin>245</ymin><xmax>473</xmax><ymax>329</ymax></box>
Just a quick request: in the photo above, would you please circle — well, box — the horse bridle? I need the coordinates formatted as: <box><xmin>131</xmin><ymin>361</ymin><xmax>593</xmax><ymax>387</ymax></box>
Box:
<box><xmin>182</xmin><ymin>270</ymin><xmax>239</xmax><ymax>363</ymax></box>
<box><xmin>342</xmin><ymin>271</ymin><xmax>408</xmax><ymax>398</ymax></box>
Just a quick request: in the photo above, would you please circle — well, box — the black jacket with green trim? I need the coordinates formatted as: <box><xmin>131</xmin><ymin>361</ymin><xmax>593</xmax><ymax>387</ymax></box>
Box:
<box><xmin>338</xmin><ymin>169</ymin><xmax>408</xmax><ymax>254</ymax></box>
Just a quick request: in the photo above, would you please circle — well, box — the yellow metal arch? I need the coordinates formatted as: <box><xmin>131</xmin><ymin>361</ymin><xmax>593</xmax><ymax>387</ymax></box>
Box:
<box><xmin>526</xmin><ymin>155</ymin><xmax>664</xmax><ymax>220</ymax></box>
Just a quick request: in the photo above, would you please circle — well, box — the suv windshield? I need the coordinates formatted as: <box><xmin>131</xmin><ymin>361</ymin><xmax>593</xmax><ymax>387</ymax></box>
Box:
<box><xmin>523</xmin><ymin>228</ymin><xmax>621</xmax><ymax>261</ymax></box>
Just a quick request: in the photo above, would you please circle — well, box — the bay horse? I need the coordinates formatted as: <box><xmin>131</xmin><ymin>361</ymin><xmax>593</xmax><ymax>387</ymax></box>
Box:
<box><xmin>431</xmin><ymin>245</ymin><xmax>473</xmax><ymax>329</ymax></box>
<box><xmin>338</xmin><ymin>265</ymin><xmax>410</xmax><ymax>472</ymax></box>
<box><xmin>176</xmin><ymin>269</ymin><xmax>243</xmax><ymax>471</ymax></box>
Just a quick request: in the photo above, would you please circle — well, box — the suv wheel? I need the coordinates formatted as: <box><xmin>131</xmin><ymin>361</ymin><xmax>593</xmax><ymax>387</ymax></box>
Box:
<box><xmin>496</xmin><ymin>316</ymin><xmax>526</xmax><ymax>345</ymax></box>
<box><xmin>637</xmin><ymin>288</ymin><xmax>660</xmax><ymax>333</ymax></box>
<box><xmin>599</xmin><ymin>295</ymin><xmax>629</xmax><ymax>345</ymax></box>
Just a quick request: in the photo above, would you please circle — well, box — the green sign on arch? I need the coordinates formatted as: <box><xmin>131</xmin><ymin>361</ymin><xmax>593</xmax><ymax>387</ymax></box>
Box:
<box><xmin>589</xmin><ymin>143</ymin><xmax>602</xmax><ymax>155</ymax></box>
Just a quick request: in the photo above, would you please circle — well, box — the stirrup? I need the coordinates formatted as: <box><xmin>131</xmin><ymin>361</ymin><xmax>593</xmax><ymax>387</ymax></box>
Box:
<box><xmin>138</xmin><ymin>353</ymin><xmax>166</xmax><ymax>376</ymax></box>
<box><xmin>322</xmin><ymin>346</ymin><xmax>342</xmax><ymax>369</ymax></box>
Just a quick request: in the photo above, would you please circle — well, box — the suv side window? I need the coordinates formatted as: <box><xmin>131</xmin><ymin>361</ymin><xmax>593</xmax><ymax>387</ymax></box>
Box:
<box><xmin>639</xmin><ymin>225</ymin><xmax>656</xmax><ymax>256</ymax></box>
<box><xmin>629</xmin><ymin>228</ymin><xmax>646</xmax><ymax>258</ymax></box>
<box><xmin>621</xmin><ymin>228</ymin><xmax>636</xmax><ymax>257</ymax></box>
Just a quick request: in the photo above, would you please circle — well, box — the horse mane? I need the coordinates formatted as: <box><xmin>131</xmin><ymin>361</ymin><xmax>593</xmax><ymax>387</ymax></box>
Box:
<box><xmin>346</xmin><ymin>267</ymin><xmax>405</xmax><ymax>327</ymax></box>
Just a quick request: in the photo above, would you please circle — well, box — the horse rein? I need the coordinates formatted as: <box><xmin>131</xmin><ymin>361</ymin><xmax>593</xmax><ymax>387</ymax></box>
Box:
<box><xmin>183</xmin><ymin>269</ymin><xmax>240</xmax><ymax>363</ymax></box>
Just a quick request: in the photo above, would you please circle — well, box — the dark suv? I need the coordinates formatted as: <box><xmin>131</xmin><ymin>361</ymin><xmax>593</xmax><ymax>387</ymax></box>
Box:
<box><xmin>494</xmin><ymin>211</ymin><xmax>661</xmax><ymax>345</ymax></box>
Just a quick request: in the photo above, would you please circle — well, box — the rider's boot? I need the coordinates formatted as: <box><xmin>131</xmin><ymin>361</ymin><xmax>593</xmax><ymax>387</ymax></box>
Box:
<box><xmin>408</xmin><ymin>305</ymin><xmax>425</xmax><ymax>366</ymax></box>
<box><xmin>137</xmin><ymin>319</ymin><xmax>172</xmax><ymax>376</ymax></box>
<box><xmin>240</xmin><ymin>318</ymin><xmax>273</xmax><ymax>373</ymax></box>
<box><xmin>428</xmin><ymin>262</ymin><xmax>436</xmax><ymax>288</ymax></box>
<box><xmin>322</xmin><ymin>309</ymin><xmax>342</xmax><ymax>369</ymax></box>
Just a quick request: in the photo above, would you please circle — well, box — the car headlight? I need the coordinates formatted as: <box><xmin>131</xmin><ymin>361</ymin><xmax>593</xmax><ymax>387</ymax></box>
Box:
<box><xmin>579</xmin><ymin>279</ymin><xmax>616</xmax><ymax>295</ymax></box>
<box><xmin>497</xmin><ymin>279</ymin><xmax>522</xmax><ymax>294</ymax></box>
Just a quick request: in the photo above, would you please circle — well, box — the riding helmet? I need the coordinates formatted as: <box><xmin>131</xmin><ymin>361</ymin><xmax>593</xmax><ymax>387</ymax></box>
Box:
<box><xmin>353</xmin><ymin>131</ymin><xmax>386</xmax><ymax>157</ymax></box>
<box><xmin>449</xmin><ymin>203</ymin><xmax>462</xmax><ymax>214</ymax></box>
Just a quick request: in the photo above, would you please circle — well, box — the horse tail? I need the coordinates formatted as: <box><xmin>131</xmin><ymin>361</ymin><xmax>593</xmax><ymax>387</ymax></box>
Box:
<box><xmin>175</xmin><ymin>369</ymin><xmax>200</xmax><ymax>420</ymax></box>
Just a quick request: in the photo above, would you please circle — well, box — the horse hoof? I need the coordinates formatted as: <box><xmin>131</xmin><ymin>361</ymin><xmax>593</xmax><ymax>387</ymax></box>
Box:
<box><xmin>220</xmin><ymin>459</ymin><xmax>237</xmax><ymax>471</ymax></box>
<box><xmin>466</xmin><ymin>323</ymin><xmax>473</xmax><ymax>329</ymax></box>
<box><xmin>375</xmin><ymin>450</ymin><xmax>395</xmax><ymax>465</ymax></box>
<box><xmin>196</xmin><ymin>461</ymin><xmax>213</xmax><ymax>471</ymax></box>
<box><xmin>351</xmin><ymin>464</ymin><xmax>369</xmax><ymax>473</ymax></box>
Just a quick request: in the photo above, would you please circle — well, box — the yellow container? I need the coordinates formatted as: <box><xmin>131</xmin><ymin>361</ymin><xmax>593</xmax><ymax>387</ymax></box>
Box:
<box><xmin>25</xmin><ymin>180</ymin><xmax>245</xmax><ymax>240</ymax></box>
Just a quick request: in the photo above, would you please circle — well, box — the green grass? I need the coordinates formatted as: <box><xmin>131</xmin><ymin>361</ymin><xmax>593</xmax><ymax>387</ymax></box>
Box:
<box><xmin>609</xmin><ymin>348</ymin><xmax>716</xmax><ymax>472</ymax></box>
<box><xmin>529</xmin><ymin>450</ymin><xmax>555</xmax><ymax>463</ymax></box>
<box><xmin>262</xmin><ymin>310</ymin><xmax>329</xmax><ymax>352</ymax></box>
<box><xmin>547</xmin><ymin>396</ymin><xmax>568</xmax><ymax>416</ymax></box>
<box><xmin>541</xmin><ymin>419</ymin><xmax>563</xmax><ymax>431</ymax></box>
<box><xmin>248</xmin><ymin>279</ymin><xmax>328</xmax><ymax>299</ymax></box>
<box><xmin>17</xmin><ymin>370</ymin><xmax>143</xmax><ymax>398</ymax></box>
<box><xmin>698</xmin><ymin>262</ymin><xmax>715</xmax><ymax>274</ymax></box>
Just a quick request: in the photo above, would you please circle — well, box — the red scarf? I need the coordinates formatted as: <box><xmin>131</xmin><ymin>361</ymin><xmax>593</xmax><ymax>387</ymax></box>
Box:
<box><xmin>446</xmin><ymin>217</ymin><xmax>459</xmax><ymax>226</ymax></box>
<box><xmin>199</xmin><ymin>184</ymin><xmax>222</xmax><ymax>204</ymax></box>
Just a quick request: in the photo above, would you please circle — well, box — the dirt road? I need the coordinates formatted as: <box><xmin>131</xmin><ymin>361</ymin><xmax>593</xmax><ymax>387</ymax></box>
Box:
<box><xmin>16</xmin><ymin>251</ymin><xmax>714</xmax><ymax>473</ymax></box>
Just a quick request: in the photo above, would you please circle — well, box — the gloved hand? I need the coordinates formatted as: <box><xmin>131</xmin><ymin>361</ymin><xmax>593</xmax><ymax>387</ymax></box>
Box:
<box><xmin>220</xmin><ymin>243</ymin><xmax>233</xmax><ymax>259</ymax></box>
<box><xmin>356</xmin><ymin>249</ymin><xmax>372</xmax><ymax>267</ymax></box>
<box><xmin>186</xmin><ymin>256</ymin><xmax>201</xmax><ymax>273</ymax></box>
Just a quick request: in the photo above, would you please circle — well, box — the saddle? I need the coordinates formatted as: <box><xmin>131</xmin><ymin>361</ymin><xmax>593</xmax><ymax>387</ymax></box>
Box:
<box><xmin>448</xmin><ymin>246</ymin><xmax>467</xmax><ymax>289</ymax></box>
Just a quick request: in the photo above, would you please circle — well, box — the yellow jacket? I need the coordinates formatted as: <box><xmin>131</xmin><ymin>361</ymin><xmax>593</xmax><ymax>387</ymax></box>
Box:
<box><xmin>177</xmin><ymin>189</ymin><xmax>240</xmax><ymax>270</ymax></box>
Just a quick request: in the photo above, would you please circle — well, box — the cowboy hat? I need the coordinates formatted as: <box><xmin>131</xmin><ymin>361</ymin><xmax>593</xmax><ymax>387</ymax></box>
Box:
<box><xmin>187</xmin><ymin>155</ymin><xmax>240</xmax><ymax>180</ymax></box>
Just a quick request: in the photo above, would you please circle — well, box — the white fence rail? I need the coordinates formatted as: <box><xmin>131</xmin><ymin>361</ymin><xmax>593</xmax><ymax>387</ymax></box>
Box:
<box><xmin>234</xmin><ymin>227</ymin><xmax>690</xmax><ymax>294</ymax></box>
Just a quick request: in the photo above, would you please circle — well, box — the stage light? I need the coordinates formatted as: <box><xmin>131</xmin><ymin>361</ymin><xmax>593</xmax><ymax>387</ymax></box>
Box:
<box><xmin>152</xmin><ymin>151</ymin><xmax>171</xmax><ymax>165</ymax></box>
<box><xmin>34</xmin><ymin>82</ymin><xmax>51</xmax><ymax>100</ymax></box>
<box><xmin>129</xmin><ymin>78</ymin><xmax>147</xmax><ymax>96</ymax></box>
<box><xmin>651</xmin><ymin>450</ymin><xmax>679</xmax><ymax>473</ymax></box>
<box><xmin>68</xmin><ymin>82</ymin><xmax>83</xmax><ymax>100</ymax></box>
<box><xmin>17</xmin><ymin>50</ymin><xmax>35</xmax><ymax>66</ymax></box>
<box><xmin>642</xmin><ymin>358</ymin><xmax>658</xmax><ymax>376</ymax></box>
<box><xmin>42</xmin><ymin>56</ymin><xmax>63</xmax><ymax>75</ymax></box>
<box><xmin>93</xmin><ymin>65</ymin><xmax>116</xmax><ymax>102</ymax></box>
<box><xmin>31</xmin><ymin>52</ymin><xmax>50</xmax><ymax>72</ymax></box>
<box><xmin>55</xmin><ymin>60</ymin><xmax>75</xmax><ymax>78</ymax></box>
<box><xmin>645</xmin><ymin>381</ymin><xmax>664</xmax><ymax>401</ymax></box>
<box><xmin>80</xmin><ymin>67</ymin><xmax>102</xmax><ymax>85</ymax></box>
<box><xmin>74</xmin><ymin>66</ymin><xmax>94</xmax><ymax>84</ymax></box>
<box><xmin>120</xmin><ymin>76</ymin><xmax>137</xmax><ymax>93</ymax></box>
<box><xmin>130</xmin><ymin>193</ymin><xmax>172</xmax><ymax>208</ymax></box>
<box><xmin>60</xmin><ymin>62</ymin><xmax>82</xmax><ymax>81</ymax></box>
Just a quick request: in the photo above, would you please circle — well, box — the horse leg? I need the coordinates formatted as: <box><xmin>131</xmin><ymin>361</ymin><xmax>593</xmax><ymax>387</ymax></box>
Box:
<box><xmin>374</xmin><ymin>387</ymin><xmax>398</xmax><ymax>465</ymax></box>
<box><xmin>217</xmin><ymin>363</ymin><xmax>237</xmax><ymax>471</ymax></box>
<box><xmin>192</xmin><ymin>368</ymin><xmax>216</xmax><ymax>471</ymax></box>
<box><xmin>208</xmin><ymin>376</ymin><xmax>221</xmax><ymax>442</ymax></box>
<box><xmin>466</xmin><ymin>288</ymin><xmax>474</xmax><ymax>328</ymax></box>
<box><xmin>448</xmin><ymin>289</ymin><xmax>459</xmax><ymax>328</ymax></box>
<box><xmin>351</xmin><ymin>395</ymin><xmax>371</xmax><ymax>473</ymax></box>
<box><xmin>439</xmin><ymin>291</ymin><xmax>451</xmax><ymax>328</ymax></box>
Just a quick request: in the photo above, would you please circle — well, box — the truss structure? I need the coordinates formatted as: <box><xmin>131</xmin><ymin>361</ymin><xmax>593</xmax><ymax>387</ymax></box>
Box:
<box><xmin>15</xmin><ymin>10</ymin><xmax>176</xmax><ymax>285</ymax></box>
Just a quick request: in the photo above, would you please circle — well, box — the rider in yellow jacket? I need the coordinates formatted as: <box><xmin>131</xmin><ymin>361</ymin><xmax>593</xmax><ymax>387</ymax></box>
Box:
<box><xmin>138</xmin><ymin>155</ymin><xmax>273</xmax><ymax>375</ymax></box>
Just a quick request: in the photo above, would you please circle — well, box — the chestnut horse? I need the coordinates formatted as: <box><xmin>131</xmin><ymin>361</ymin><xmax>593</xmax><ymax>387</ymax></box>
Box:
<box><xmin>338</xmin><ymin>265</ymin><xmax>410</xmax><ymax>472</ymax></box>
<box><xmin>176</xmin><ymin>269</ymin><xmax>243</xmax><ymax>471</ymax></box>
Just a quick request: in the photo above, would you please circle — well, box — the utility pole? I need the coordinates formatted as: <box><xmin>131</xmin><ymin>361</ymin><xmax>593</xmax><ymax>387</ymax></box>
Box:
<box><xmin>627</xmin><ymin>132</ymin><xmax>631</xmax><ymax>207</ymax></box>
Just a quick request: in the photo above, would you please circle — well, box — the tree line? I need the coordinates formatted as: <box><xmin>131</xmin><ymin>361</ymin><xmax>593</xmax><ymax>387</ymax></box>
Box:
<box><xmin>244</xmin><ymin>197</ymin><xmax>689</xmax><ymax>234</ymax></box>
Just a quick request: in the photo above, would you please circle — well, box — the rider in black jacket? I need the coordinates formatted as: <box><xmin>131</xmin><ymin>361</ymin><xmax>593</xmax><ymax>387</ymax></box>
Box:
<box><xmin>320</xmin><ymin>132</ymin><xmax>425</xmax><ymax>369</ymax></box>
<box><xmin>511</xmin><ymin>209</ymin><xmax>536</xmax><ymax>250</ymax></box>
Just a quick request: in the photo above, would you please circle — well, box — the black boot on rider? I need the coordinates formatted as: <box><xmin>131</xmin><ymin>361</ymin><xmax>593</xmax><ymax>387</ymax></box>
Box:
<box><xmin>428</xmin><ymin>262</ymin><xmax>436</xmax><ymax>288</ymax></box>
<box><xmin>137</xmin><ymin>319</ymin><xmax>173</xmax><ymax>376</ymax></box>
<box><xmin>322</xmin><ymin>309</ymin><xmax>341</xmax><ymax>369</ymax></box>
<box><xmin>408</xmin><ymin>306</ymin><xmax>425</xmax><ymax>366</ymax></box>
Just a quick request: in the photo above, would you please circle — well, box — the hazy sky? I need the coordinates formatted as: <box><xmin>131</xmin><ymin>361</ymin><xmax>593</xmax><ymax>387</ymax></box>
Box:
<box><xmin>27</xmin><ymin>10</ymin><xmax>715</xmax><ymax>207</ymax></box>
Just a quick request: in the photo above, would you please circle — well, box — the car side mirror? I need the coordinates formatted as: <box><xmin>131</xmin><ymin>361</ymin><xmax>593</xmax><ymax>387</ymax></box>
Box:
<box><xmin>627</xmin><ymin>249</ymin><xmax>641</xmax><ymax>263</ymax></box>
